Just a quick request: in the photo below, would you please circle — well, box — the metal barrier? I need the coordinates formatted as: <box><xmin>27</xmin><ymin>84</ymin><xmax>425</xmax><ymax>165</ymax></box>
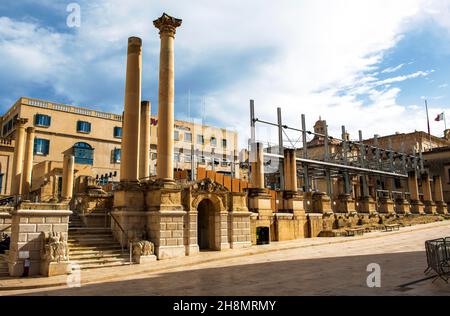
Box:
<box><xmin>108</xmin><ymin>212</ymin><xmax>133</xmax><ymax>264</ymax></box>
<box><xmin>424</xmin><ymin>238</ymin><xmax>450</xmax><ymax>282</ymax></box>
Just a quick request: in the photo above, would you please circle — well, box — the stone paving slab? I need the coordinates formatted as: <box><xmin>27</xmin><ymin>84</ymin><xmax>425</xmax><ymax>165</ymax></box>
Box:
<box><xmin>1</xmin><ymin>220</ymin><xmax>450</xmax><ymax>295</ymax></box>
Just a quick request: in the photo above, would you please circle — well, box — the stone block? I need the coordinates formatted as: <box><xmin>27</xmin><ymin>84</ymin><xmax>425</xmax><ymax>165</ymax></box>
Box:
<box><xmin>36</xmin><ymin>224</ymin><xmax>52</xmax><ymax>232</ymax></box>
<box><xmin>18</xmin><ymin>233</ymin><xmax>27</xmax><ymax>242</ymax></box>
<box><xmin>19</xmin><ymin>217</ymin><xmax>29</xmax><ymax>224</ymax></box>
<box><xmin>52</xmin><ymin>224</ymin><xmax>68</xmax><ymax>233</ymax></box>
<box><xmin>19</xmin><ymin>224</ymin><xmax>36</xmax><ymax>233</ymax></box>
<box><xmin>160</xmin><ymin>230</ymin><xmax>172</xmax><ymax>238</ymax></box>
<box><xmin>29</xmin><ymin>217</ymin><xmax>45</xmax><ymax>224</ymax></box>
<box><xmin>134</xmin><ymin>255</ymin><xmax>157</xmax><ymax>264</ymax></box>
<box><xmin>167</xmin><ymin>222</ymin><xmax>177</xmax><ymax>230</ymax></box>
<box><xmin>26</xmin><ymin>233</ymin><xmax>42</xmax><ymax>242</ymax></box>
<box><xmin>41</xmin><ymin>261</ymin><xmax>72</xmax><ymax>277</ymax></box>
<box><xmin>172</xmin><ymin>231</ymin><xmax>183</xmax><ymax>238</ymax></box>
<box><xmin>45</xmin><ymin>217</ymin><xmax>61</xmax><ymax>224</ymax></box>
<box><xmin>166</xmin><ymin>238</ymin><xmax>178</xmax><ymax>246</ymax></box>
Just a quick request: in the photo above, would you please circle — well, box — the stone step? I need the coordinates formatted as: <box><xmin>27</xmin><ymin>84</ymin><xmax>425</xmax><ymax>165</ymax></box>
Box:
<box><xmin>68</xmin><ymin>237</ymin><xmax>118</xmax><ymax>243</ymax></box>
<box><xmin>70</xmin><ymin>252</ymin><xmax>127</xmax><ymax>260</ymax></box>
<box><xmin>68</xmin><ymin>241</ymin><xmax>120</xmax><ymax>248</ymax></box>
<box><xmin>69</xmin><ymin>245</ymin><xmax>123</xmax><ymax>253</ymax></box>
<box><xmin>69</xmin><ymin>228</ymin><xmax>112</xmax><ymax>233</ymax></box>
<box><xmin>72</xmin><ymin>260</ymin><xmax>132</xmax><ymax>270</ymax></box>
<box><xmin>71</xmin><ymin>256</ymin><xmax>130</xmax><ymax>265</ymax></box>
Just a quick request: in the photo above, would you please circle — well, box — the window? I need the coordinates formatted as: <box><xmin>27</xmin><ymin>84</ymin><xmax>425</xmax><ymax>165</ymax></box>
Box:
<box><xmin>394</xmin><ymin>178</ymin><xmax>402</xmax><ymax>189</ymax></box>
<box><xmin>185</xmin><ymin>132</ymin><xmax>192</xmax><ymax>142</ymax></box>
<box><xmin>34</xmin><ymin>114</ymin><xmax>51</xmax><ymax>127</ymax></box>
<box><xmin>174</xmin><ymin>131</ymin><xmax>180</xmax><ymax>141</ymax></box>
<box><xmin>174</xmin><ymin>152</ymin><xmax>181</xmax><ymax>162</ymax></box>
<box><xmin>0</xmin><ymin>173</ymin><xmax>3</xmax><ymax>194</ymax></box>
<box><xmin>222</xmin><ymin>159</ymin><xmax>229</xmax><ymax>167</ymax></box>
<box><xmin>197</xmin><ymin>135</ymin><xmax>204</xmax><ymax>145</ymax></box>
<box><xmin>77</xmin><ymin>121</ymin><xmax>91</xmax><ymax>133</ymax></box>
<box><xmin>74</xmin><ymin>142</ymin><xmax>94</xmax><ymax>165</ymax></box>
<box><xmin>222</xmin><ymin>139</ymin><xmax>227</xmax><ymax>148</ymax></box>
<box><xmin>184</xmin><ymin>150</ymin><xmax>192</xmax><ymax>163</ymax></box>
<box><xmin>34</xmin><ymin>138</ymin><xmax>50</xmax><ymax>155</ymax></box>
<box><xmin>114</xmin><ymin>126</ymin><xmax>122</xmax><ymax>138</ymax></box>
<box><xmin>113</xmin><ymin>148</ymin><xmax>121</xmax><ymax>163</ymax></box>
<box><xmin>210</xmin><ymin>137</ymin><xmax>217</xmax><ymax>147</ymax></box>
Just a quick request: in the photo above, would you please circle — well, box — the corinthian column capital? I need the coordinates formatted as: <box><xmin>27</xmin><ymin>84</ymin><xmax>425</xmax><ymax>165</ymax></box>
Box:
<box><xmin>153</xmin><ymin>13</ymin><xmax>182</xmax><ymax>38</ymax></box>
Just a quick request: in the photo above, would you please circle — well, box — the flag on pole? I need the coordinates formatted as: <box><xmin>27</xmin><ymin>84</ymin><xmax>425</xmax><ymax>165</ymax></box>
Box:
<box><xmin>435</xmin><ymin>112</ymin><xmax>445</xmax><ymax>122</ymax></box>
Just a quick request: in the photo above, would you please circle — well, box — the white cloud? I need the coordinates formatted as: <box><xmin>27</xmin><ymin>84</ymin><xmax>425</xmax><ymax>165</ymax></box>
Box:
<box><xmin>381</xmin><ymin>63</ymin><xmax>405</xmax><ymax>73</ymax></box>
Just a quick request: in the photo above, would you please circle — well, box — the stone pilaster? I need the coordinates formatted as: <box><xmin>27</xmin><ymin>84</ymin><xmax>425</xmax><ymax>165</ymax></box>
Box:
<box><xmin>21</xmin><ymin>127</ymin><xmax>35</xmax><ymax>199</ymax></box>
<box><xmin>139</xmin><ymin>100</ymin><xmax>151</xmax><ymax>180</ymax></box>
<box><xmin>154</xmin><ymin>13</ymin><xmax>182</xmax><ymax>181</ymax></box>
<box><xmin>145</xmin><ymin>181</ymin><xmax>185</xmax><ymax>259</ymax></box>
<box><xmin>11</xmin><ymin>118</ymin><xmax>28</xmax><ymax>196</ymax></box>
<box><xmin>421</xmin><ymin>172</ymin><xmax>436</xmax><ymax>214</ymax></box>
<box><xmin>357</xmin><ymin>196</ymin><xmax>377</xmax><ymax>214</ymax></box>
<box><xmin>433</xmin><ymin>175</ymin><xmax>448</xmax><ymax>214</ymax></box>
<box><xmin>61</xmin><ymin>154</ymin><xmax>75</xmax><ymax>201</ymax></box>
<box><xmin>120</xmin><ymin>36</ymin><xmax>142</xmax><ymax>183</ymax></box>
<box><xmin>250</xmin><ymin>142</ymin><xmax>265</xmax><ymax>189</ymax></box>
<box><xmin>408</xmin><ymin>170</ymin><xmax>424</xmax><ymax>214</ymax></box>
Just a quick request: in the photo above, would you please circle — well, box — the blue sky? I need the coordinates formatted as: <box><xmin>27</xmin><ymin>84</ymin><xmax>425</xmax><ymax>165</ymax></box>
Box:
<box><xmin>1</xmin><ymin>0</ymin><xmax>450</xmax><ymax>146</ymax></box>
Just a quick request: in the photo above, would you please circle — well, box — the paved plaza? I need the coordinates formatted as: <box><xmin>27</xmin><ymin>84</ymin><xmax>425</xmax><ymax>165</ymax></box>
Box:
<box><xmin>1</xmin><ymin>221</ymin><xmax>450</xmax><ymax>296</ymax></box>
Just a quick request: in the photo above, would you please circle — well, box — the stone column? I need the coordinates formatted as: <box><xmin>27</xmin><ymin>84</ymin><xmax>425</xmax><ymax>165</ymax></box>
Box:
<box><xmin>120</xmin><ymin>36</ymin><xmax>142</xmax><ymax>183</ymax></box>
<box><xmin>21</xmin><ymin>127</ymin><xmax>35</xmax><ymax>198</ymax></box>
<box><xmin>154</xmin><ymin>13</ymin><xmax>182</xmax><ymax>181</ymax></box>
<box><xmin>422</xmin><ymin>172</ymin><xmax>436</xmax><ymax>214</ymax></box>
<box><xmin>139</xmin><ymin>100</ymin><xmax>151</xmax><ymax>180</ymax></box>
<box><xmin>61</xmin><ymin>154</ymin><xmax>75</xmax><ymax>201</ymax></box>
<box><xmin>433</xmin><ymin>175</ymin><xmax>448</xmax><ymax>214</ymax></box>
<box><xmin>11</xmin><ymin>118</ymin><xmax>28</xmax><ymax>195</ymax></box>
<box><xmin>283</xmin><ymin>149</ymin><xmax>292</xmax><ymax>191</ymax></box>
<box><xmin>289</xmin><ymin>149</ymin><xmax>297</xmax><ymax>191</ymax></box>
<box><xmin>251</xmin><ymin>142</ymin><xmax>265</xmax><ymax>189</ymax></box>
<box><xmin>408</xmin><ymin>170</ymin><xmax>424</xmax><ymax>214</ymax></box>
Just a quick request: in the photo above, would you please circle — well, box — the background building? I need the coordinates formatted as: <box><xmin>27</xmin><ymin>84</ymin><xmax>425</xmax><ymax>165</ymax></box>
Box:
<box><xmin>0</xmin><ymin>97</ymin><xmax>239</xmax><ymax>199</ymax></box>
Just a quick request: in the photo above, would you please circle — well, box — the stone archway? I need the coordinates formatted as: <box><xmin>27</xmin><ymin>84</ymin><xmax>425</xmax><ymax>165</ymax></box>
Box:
<box><xmin>197</xmin><ymin>199</ymin><xmax>216</xmax><ymax>250</ymax></box>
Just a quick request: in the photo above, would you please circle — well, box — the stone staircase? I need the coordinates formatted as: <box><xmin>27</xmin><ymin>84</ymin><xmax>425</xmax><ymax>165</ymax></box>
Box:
<box><xmin>0</xmin><ymin>251</ymin><xmax>9</xmax><ymax>277</ymax></box>
<box><xmin>68</xmin><ymin>212</ymin><xmax>131</xmax><ymax>270</ymax></box>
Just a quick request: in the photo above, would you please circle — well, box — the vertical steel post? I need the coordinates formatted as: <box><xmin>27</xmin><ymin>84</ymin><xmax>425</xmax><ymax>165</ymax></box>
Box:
<box><xmin>301</xmin><ymin>114</ymin><xmax>310</xmax><ymax>193</ymax></box>
<box><xmin>419</xmin><ymin>141</ymin><xmax>424</xmax><ymax>172</ymax></box>
<box><xmin>341</xmin><ymin>126</ymin><xmax>350</xmax><ymax>194</ymax></box>
<box><xmin>359</xmin><ymin>130</ymin><xmax>369</xmax><ymax>197</ymax></box>
<box><xmin>278</xmin><ymin>107</ymin><xmax>284</xmax><ymax>190</ymax></box>
<box><xmin>325</xmin><ymin>124</ymin><xmax>332</xmax><ymax>196</ymax></box>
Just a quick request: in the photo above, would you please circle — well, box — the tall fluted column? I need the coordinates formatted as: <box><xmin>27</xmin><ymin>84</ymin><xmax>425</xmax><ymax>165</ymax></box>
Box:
<box><xmin>154</xmin><ymin>13</ymin><xmax>182</xmax><ymax>181</ymax></box>
<box><xmin>11</xmin><ymin>118</ymin><xmax>28</xmax><ymax>195</ymax></box>
<box><xmin>120</xmin><ymin>37</ymin><xmax>142</xmax><ymax>182</ymax></box>
<box><xmin>139</xmin><ymin>100</ymin><xmax>151</xmax><ymax>180</ymax></box>
<box><xmin>21</xmin><ymin>127</ymin><xmax>35</xmax><ymax>198</ymax></box>
<box><xmin>61</xmin><ymin>154</ymin><xmax>75</xmax><ymax>200</ymax></box>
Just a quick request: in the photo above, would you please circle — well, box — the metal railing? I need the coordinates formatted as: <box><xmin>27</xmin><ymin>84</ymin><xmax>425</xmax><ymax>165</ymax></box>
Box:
<box><xmin>424</xmin><ymin>237</ymin><xmax>450</xmax><ymax>282</ymax></box>
<box><xmin>107</xmin><ymin>211</ymin><xmax>133</xmax><ymax>264</ymax></box>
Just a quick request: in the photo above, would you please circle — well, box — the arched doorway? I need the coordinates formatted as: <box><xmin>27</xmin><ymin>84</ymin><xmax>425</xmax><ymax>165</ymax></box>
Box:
<box><xmin>197</xmin><ymin>199</ymin><xmax>216</xmax><ymax>250</ymax></box>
